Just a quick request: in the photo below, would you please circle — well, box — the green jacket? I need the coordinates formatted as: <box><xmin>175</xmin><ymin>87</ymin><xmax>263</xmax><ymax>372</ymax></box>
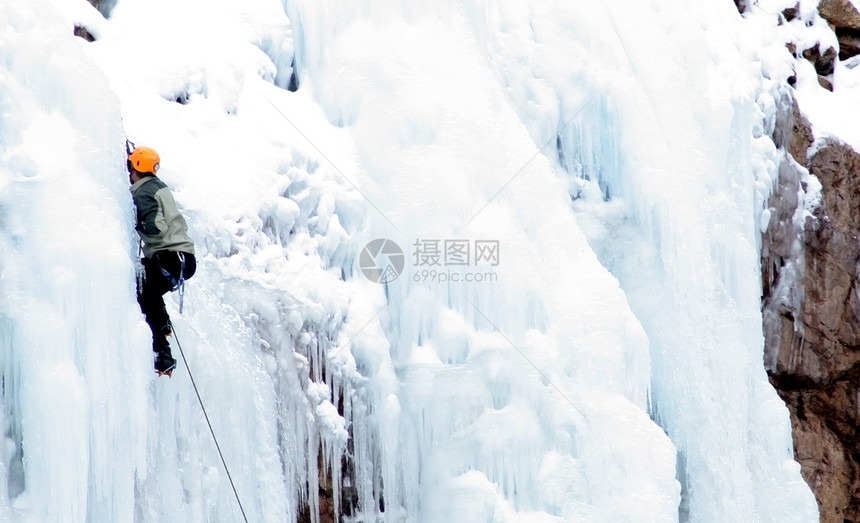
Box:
<box><xmin>131</xmin><ymin>176</ymin><xmax>195</xmax><ymax>258</ymax></box>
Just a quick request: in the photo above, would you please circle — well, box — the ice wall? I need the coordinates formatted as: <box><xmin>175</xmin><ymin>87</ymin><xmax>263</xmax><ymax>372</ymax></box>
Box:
<box><xmin>0</xmin><ymin>1</ymin><xmax>145</xmax><ymax>520</ymax></box>
<box><xmin>0</xmin><ymin>0</ymin><xmax>822</xmax><ymax>521</ymax></box>
<box><xmin>288</xmin><ymin>0</ymin><xmax>818</xmax><ymax>521</ymax></box>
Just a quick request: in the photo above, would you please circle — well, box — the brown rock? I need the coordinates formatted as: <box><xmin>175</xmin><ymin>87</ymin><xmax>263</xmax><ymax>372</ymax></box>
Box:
<box><xmin>809</xmin><ymin>141</ymin><xmax>860</xmax><ymax>239</ymax></box>
<box><xmin>73</xmin><ymin>26</ymin><xmax>95</xmax><ymax>42</ymax></box>
<box><xmin>818</xmin><ymin>0</ymin><xmax>860</xmax><ymax>60</ymax></box>
<box><xmin>771</xmin><ymin>95</ymin><xmax>814</xmax><ymax>166</ymax></box>
<box><xmin>837</xmin><ymin>31</ymin><xmax>860</xmax><ymax>60</ymax></box>
<box><xmin>782</xmin><ymin>382</ymin><xmax>860</xmax><ymax>521</ymax></box>
<box><xmin>819</xmin><ymin>0</ymin><xmax>860</xmax><ymax>31</ymax></box>
<box><xmin>802</xmin><ymin>44</ymin><xmax>838</xmax><ymax>76</ymax></box>
<box><xmin>770</xmin><ymin>139</ymin><xmax>860</xmax><ymax>383</ymax></box>
<box><xmin>788</xmin><ymin>101</ymin><xmax>814</xmax><ymax>164</ymax></box>
<box><xmin>764</xmin><ymin>134</ymin><xmax>860</xmax><ymax>522</ymax></box>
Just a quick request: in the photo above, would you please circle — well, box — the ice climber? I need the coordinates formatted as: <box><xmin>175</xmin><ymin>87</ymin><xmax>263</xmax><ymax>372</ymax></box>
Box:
<box><xmin>128</xmin><ymin>145</ymin><xmax>196</xmax><ymax>376</ymax></box>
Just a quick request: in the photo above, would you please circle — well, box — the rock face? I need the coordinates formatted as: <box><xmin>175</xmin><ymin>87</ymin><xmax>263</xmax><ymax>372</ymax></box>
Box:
<box><xmin>818</xmin><ymin>0</ymin><xmax>860</xmax><ymax>60</ymax></box>
<box><xmin>763</xmin><ymin>98</ymin><xmax>860</xmax><ymax>522</ymax></box>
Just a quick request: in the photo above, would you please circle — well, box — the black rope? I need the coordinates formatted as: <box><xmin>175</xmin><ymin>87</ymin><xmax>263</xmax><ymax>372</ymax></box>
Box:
<box><xmin>173</xmin><ymin>331</ymin><xmax>249</xmax><ymax>523</ymax></box>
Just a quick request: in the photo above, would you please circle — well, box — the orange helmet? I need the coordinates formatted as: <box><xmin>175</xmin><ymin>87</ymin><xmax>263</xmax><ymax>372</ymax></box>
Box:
<box><xmin>128</xmin><ymin>146</ymin><xmax>160</xmax><ymax>175</ymax></box>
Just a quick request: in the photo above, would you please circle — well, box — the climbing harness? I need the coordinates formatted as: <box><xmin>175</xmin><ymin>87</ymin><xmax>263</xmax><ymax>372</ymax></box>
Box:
<box><xmin>159</xmin><ymin>251</ymin><xmax>187</xmax><ymax>313</ymax></box>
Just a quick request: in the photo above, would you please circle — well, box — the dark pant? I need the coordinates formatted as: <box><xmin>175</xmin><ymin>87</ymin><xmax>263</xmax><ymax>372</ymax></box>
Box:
<box><xmin>137</xmin><ymin>251</ymin><xmax>196</xmax><ymax>353</ymax></box>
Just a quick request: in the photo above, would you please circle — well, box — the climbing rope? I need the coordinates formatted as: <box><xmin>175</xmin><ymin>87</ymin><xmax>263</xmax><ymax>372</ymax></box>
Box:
<box><xmin>173</xmin><ymin>331</ymin><xmax>249</xmax><ymax>523</ymax></box>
